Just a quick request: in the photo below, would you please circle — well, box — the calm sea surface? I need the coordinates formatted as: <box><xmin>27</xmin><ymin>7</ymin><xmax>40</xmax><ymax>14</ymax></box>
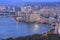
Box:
<box><xmin>0</xmin><ymin>17</ymin><xmax>51</xmax><ymax>39</ymax></box>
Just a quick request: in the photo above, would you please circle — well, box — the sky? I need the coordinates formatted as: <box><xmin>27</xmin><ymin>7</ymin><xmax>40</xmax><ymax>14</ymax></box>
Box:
<box><xmin>21</xmin><ymin>0</ymin><xmax>60</xmax><ymax>2</ymax></box>
<box><xmin>0</xmin><ymin>0</ymin><xmax>60</xmax><ymax>2</ymax></box>
<box><xmin>0</xmin><ymin>0</ymin><xmax>60</xmax><ymax>5</ymax></box>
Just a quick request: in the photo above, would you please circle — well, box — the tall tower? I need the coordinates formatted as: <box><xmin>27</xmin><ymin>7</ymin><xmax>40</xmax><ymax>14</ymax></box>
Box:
<box><xmin>12</xmin><ymin>6</ymin><xmax>15</xmax><ymax>12</ymax></box>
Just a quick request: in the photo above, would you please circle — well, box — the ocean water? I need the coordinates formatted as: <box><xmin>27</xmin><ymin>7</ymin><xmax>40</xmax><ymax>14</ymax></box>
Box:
<box><xmin>0</xmin><ymin>17</ymin><xmax>51</xmax><ymax>39</ymax></box>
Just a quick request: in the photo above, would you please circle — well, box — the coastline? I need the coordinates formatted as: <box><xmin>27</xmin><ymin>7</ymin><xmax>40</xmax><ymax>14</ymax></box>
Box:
<box><xmin>4</xmin><ymin>34</ymin><xmax>60</xmax><ymax>40</ymax></box>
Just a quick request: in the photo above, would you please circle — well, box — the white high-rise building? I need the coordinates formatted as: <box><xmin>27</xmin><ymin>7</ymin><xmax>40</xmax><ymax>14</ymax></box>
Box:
<box><xmin>21</xmin><ymin>6</ymin><xmax>27</xmax><ymax>12</ymax></box>
<box><xmin>12</xmin><ymin>7</ymin><xmax>15</xmax><ymax>12</ymax></box>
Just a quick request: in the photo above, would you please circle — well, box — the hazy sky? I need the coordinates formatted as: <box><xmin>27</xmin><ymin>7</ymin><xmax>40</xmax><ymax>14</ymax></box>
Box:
<box><xmin>0</xmin><ymin>0</ymin><xmax>60</xmax><ymax>2</ymax></box>
<box><xmin>0</xmin><ymin>0</ymin><xmax>60</xmax><ymax>5</ymax></box>
<box><xmin>21</xmin><ymin>0</ymin><xmax>60</xmax><ymax>2</ymax></box>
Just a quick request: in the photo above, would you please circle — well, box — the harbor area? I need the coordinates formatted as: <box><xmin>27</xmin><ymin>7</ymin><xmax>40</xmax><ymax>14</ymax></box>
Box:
<box><xmin>0</xmin><ymin>5</ymin><xmax>60</xmax><ymax>40</ymax></box>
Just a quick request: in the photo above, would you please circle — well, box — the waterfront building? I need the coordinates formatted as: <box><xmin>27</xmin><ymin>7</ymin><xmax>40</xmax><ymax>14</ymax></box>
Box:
<box><xmin>7</xmin><ymin>6</ymin><xmax>11</xmax><ymax>12</ymax></box>
<box><xmin>57</xmin><ymin>16</ymin><xmax>60</xmax><ymax>23</ymax></box>
<box><xmin>0</xmin><ymin>6</ymin><xmax>6</xmax><ymax>12</ymax></box>
<box><xmin>29</xmin><ymin>13</ymin><xmax>40</xmax><ymax>22</ymax></box>
<box><xmin>48</xmin><ymin>17</ymin><xmax>56</xmax><ymax>24</ymax></box>
<box><xmin>39</xmin><ymin>8</ymin><xmax>50</xmax><ymax>18</ymax></box>
<box><xmin>12</xmin><ymin>6</ymin><xmax>16</xmax><ymax>12</ymax></box>
<box><xmin>21</xmin><ymin>6</ymin><xmax>27</xmax><ymax>13</ymax></box>
<box><xmin>54</xmin><ymin>23</ymin><xmax>59</xmax><ymax>34</ymax></box>
<box><xmin>58</xmin><ymin>23</ymin><xmax>60</xmax><ymax>34</ymax></box>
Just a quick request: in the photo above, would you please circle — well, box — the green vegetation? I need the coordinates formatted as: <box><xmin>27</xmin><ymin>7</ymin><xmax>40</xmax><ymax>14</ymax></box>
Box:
<box><xmin>4</xmin><ymin>34</ymin><xmax>60</xmax><ymax>40</ymax></box>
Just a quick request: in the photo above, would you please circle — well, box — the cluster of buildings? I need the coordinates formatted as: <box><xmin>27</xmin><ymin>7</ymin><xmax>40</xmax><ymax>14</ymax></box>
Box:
<box><xmin>0</xmin><ymin>5</ymin><xmax>60</xmax><ymax>23</ymax></box>
<box><xmin>15</xmin><ymin>5</ymin><xmax>60</xmax><ymax>34</ymax></box>
<box><xmin>0</xmin><ymin>4</ymin><xmax>60</xmax><ymax>35</ymax></box>
<box><xmin>15</xmin><ymin>5</ymin><xmax>58</xmax><ymax>23</ymax></box>
<box><xmin>1</xmin><ymin>5</ymin><xmax>60</xmax><ymax>34</ymax></box>
<box><xmin>0</xmin><ymin>6</ymin><xmax>21</xmax><ymax>12</ymax></box>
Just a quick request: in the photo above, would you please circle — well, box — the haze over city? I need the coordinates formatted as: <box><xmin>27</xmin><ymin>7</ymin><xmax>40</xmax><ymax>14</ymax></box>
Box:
<box><xmin>0</xmin><ymin>0</ymin><xmax>60</xmax><ymax>40</ymax></box>
<box><xmin>0</xmin><ymin>0</ymin><xmax>60</xmax><ymax>5</ymax></box>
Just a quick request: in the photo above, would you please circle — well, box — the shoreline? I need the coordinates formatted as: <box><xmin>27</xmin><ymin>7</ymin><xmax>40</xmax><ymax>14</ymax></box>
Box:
<box><xmin>4</xmin><ymin>34</ymin><xmax>60</xmax><ymax>40</ymax></box>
